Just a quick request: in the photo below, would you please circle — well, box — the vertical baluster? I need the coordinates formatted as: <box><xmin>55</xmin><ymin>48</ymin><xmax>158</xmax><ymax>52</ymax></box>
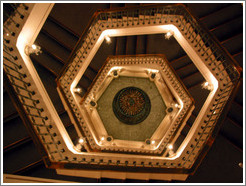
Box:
<box><xmin>3</xmin><ymin>48</ymin><xmax>18</xmax><ymax>60</ymax></box>
<box><xmin>11</xmin><ymin>83</ymin><xmax>35</xmax><ymax>95</ymax></box>
<box><xmin>132</xmin><ymin>9</ymin><xmax>135</xmax><ymax>26</ymax></box>
<box><xmin>126</xmin><ymin>10</ymin><xmax>129</xmax><ymax>26</ymax></box>
<box><xmin>6</xmin><ymin>71</ymin><xmax>27</xmax><ymax>83</ymax></box>
<box><xmin>137</xmin><ymin>9</ymin><xmax>140</xmax><ymax>25</ymax></box>
<box><xmin>165</xmin><ymin>8</ymin><xmax>169</xmax><ymax>23</ymax></box>
<box><xmin>198</xmin><ymin>34</ymin><xmax>210</xmax><ymax>52</ymax></box>
<box><xmin>176</xmin><ymin>7</ymin><xmax>182</xmax><ymax>28</ymax></box>
<box><xmin>216</xmin><ymin>62</ymin><xmax>234</xmax><ymax>77</ymax></box>
<box><xmin>153</xmin><ymin>7</ymin><xmax>158</xmax><ymax>24</ymax></box>
<box><xmin>121</xmin><ymin>11</ymin><xmax>124</xmax><ymax>26</ymax></box>
<box><xmin>169</xmin><ymin>8</ymin><xmax>173</xmax><ymax>23</ymax></box>
<box><xmin>3</xmin><ymin>11</ymin><xmax>20</xmax><ymax>27</ymax></box>
<box><xmin>3</xmin><ymin>56</ymin><xmax>20</xmax><ymax>68</ymax></box>
<box><xmin>190</xmin><ymin>26</ymin><xmax>201</xmax><ymax>43</ymax></box>
<box><xmin>218</xmin><ymin>87</ymin><xmax>233</xmax><ymax>96</ymax></box>
<box><xmin>9</xmin><ymin>3</ymin><xmax>24</xmax><ymax>19</ymax></box>
<box><xmin>206</xmin><ymin>45</ymin><xmax>217</xmax><ymax>62</ymax></box>
<box><xmin>17</xmin><ymin>93</ymin><xmax>40</xmax><ymax>104</ymax></box>
<box><xmin>159</xmin><ymin>7</ymin><xmax>164</xmax><ymax>24</ymax></box>
<box><xmin>183</xmin><ymin>11</ymin><xmax>190</xmax><ymax>33</ymax></box>
<box><xmin>185</xmin><ymin>17</ymin><xmax>193</xmax><ymax>37</ymax></box>
<box><xmin>3</xmin><ymin>43</ymin><xmax>13</xmax><ymax>52</ymax></box>
<box><xmin>22</xmin><ymin>103</ymin><xmax>44</xmax><ymax>112</ymax></box>
<box><xmin>194</xmin><ymin>29</ymin><xmax>205</xmax><ymax>48</ymax></box>
<box><xmin>116</xmin><ymin>11</ymin><xmax>118</xmax><ymax>27</ymax></box>
<box><xmin>201</xmin><ymin>40</ymin><xmax>213</xmax><ymax>56</ymax></box>
<box><xmin>4</xmin><ymin>38</ymin><xmax>10</xmax><ymax>44</ymax></box>
<box><xmin>148</xmin><ymin>8</ymin><xmax>151</xmax><ymax>24</ymax></box>
<box><xmin>172</xmin><ymin>7</ymin><xmax>178</xmax><ymax>24</ymax></box>
<box><xmin>187</xmin><ymin>21</ymin><xmax>195</xmax><ymax>40</ymax></box>
<box><xmin>179</xmin><ymin>10</ymin><xmax>187</xmax><ymax>32</ymax></box>
<box><xmin>143</xmin><ymin>9</ymin><xmax>146</xmax><ymax>25</ymax></box>
<box><xmin>104</xmin><ymin>12</ymin><xmax>107</xmax><ymax>27</ymax></box>
<box><xmin>214</xmin><ymin>53</ymin><xmax>224</xmax><ymax>66</ymax></box>
<box><xmin>3</xmin><ymin>63</ymin><xmax>24</xmax><ymax>77</ymax></box>
<box><xmin>109</xmin><ymin>12</ymin><xmax>113</xmax><ymax>28</ymax></box>
<box><xmin>98</xmin><ymin>13</ymin><xmax>103</xmax><ymax>29</ymax></box>
<box><xmin>3</xmin><ymin>25</ymin><xmax>15</xmax><ymax>36</ymax></box>
<box><xmin>132</xmin><ymin>10</ymin><xmax>135</xmax><ymax>26</ymax></box>
<box><xmin>27</xmin><ymin>113</ymin><xmax>48</xmax><ymax>120</ymax></box>
<box><xmin>22</xmin><ymin>3</ymin><xmax>29</xmax><ymax>10</ymax></box>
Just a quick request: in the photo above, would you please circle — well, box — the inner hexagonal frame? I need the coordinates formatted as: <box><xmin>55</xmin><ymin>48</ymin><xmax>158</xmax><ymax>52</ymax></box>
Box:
<box><xmin>78</xmin><ymin>55</ymin><xmax>194</xmax><ymax>154</ymax></box>
<box><xmin>57</xmin><ymin>15</ymin><xmax>201</xmax><ymax>155</ymax></box>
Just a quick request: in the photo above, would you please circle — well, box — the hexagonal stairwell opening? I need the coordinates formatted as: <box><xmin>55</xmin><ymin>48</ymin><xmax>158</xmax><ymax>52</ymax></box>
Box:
<box><xmin>77</xmin><ymin>55</ymin><xmax>194</xmax><ymax>154</ymax></box>
<box><xmin>3</xmin><ymin>3</ymin><xmax>242</xmax><ymax>181</ymax></box>
<box><xmin>42</xmin><ymin>4</ymin><xmax>239</xmax><ymax>172</ymax></box>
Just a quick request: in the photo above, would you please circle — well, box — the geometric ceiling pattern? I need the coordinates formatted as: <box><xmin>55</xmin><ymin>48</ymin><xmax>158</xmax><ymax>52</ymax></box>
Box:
<box><xmin>3</xmin><ymin>3</ymin><xmax>242</xmax><ymax>182</ymax></box>
<box><xmin>56</xmin><ymin>3</ymin><xmax>241</xmax><ymax>172</ymax></box>
<box><xmin>76</xmin><ymin>55</ymin><xmax>194</xmax><ymax>155</ymax></box>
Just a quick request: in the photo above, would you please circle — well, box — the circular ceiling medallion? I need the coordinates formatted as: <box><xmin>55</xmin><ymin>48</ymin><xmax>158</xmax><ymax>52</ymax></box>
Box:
<box><xmin>112</xmin><ymin>87</ymin><xmax>151</xmax><ymax>125</ymax></box>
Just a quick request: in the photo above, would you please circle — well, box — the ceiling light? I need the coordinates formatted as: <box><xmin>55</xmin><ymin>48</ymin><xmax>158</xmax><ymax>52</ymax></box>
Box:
<box><xmin>151</xmin><ymin>140</ymin><xmax>155</xmax><ymax>144</ymax></box>
<box><xmin>78</xmin><ymin>138</ymin><xmax>85</xmax><ymax>144</ymax></box>
<box><xmin>165</xmin><ymin>31</ymin><xmax>173</xmax><ymax>40</ymax></box>
<box><xmin>24</xmin><ymin>44</ymin><xmax>42</xmax><ymax>55</ymax></box>
<box><xmin>168</xmin><ymin>144</ymin><xmax>173</xmax><ymax>150</ymax></box>
<box><xmin>73</xmin><ymin>87</ymin><xmax>82</xmax><ymax>93</ymax></box>
<box><xmin>239</xmin><ymin>162</ymin><xmax>243</xmax><ymax>168</ymax></box>
<box><xmin>32</xmin><ymin>44</ymin><xmax>37</xmax><ymax>50</ymax></box>
<box><xmin>202</xmin><ymin>81</ymin><xmax>213</xmax><ymax>91</ymax></box>
<box><xmin>105</xmin><ymin>35</ymin><xmax>111</xmax><ymax>43</ymax></box>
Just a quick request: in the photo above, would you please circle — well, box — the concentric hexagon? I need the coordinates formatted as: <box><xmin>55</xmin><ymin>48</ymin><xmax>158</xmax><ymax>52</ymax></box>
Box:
<box><xmin>69</xmin><ymin>55</ymin><xmax>194</xmax><ymax>154</ymax></box>
<box><xmin>55</xmin><ymin>4</ymin><xmax>240</xmax><ymax>170</ymax></box>
<box><xmin>3</xmin><ymin>3</ymin><xmax>241</xmax><ymax>181</ymax></box>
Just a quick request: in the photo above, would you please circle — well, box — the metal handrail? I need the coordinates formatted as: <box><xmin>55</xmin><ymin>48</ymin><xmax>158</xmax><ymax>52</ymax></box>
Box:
<box><xmin>59</xmin><ymin>4</ymin><xmax>240</xmax><ymax>83</ymax></box>
<box><xmin>3</xmin><ymin>3</ymin><xmax>68</xmax><ymax>164</ymax></box>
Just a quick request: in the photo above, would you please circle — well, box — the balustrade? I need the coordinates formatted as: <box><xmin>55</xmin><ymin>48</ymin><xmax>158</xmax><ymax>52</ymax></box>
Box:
<box><xmin>3</xmin><ymin>3</ymin><xmax>241</xmax><ymax>174</ymax></box>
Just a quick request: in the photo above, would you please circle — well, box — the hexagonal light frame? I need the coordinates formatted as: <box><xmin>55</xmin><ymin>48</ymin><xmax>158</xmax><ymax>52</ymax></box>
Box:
<box><xmin>51</xmin><ymin>4</ymin><xmax>240</xmax><ymax>170</ymax></box>
<box><xmin>3</xmin><ymin>3</ymin><xmax>240</xmax><ymax>181</ymax></box>
<box><xmin>57</xmin><ymin>13</ymin><xmax>214</xmax><ymax>160</ymax></box>
<box><xmin>79</xmin><ymin>55</ymin><xmax>194</xmax><ymax>154</ymax></box>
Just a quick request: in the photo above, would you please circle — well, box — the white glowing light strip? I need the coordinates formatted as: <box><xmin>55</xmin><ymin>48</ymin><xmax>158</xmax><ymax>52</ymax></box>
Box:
<box><xmin>173</xmin><ymin>29</ymin><xmax>219</xmax><ymax>159</ymax></box>
<box><xmin>68</xmin><ymin>24</ymin><xmax>219</xmax><ymax>158</ymax></box>
<box><xmin>15</xmin><ymin>5</ymin><xmax>221</xmax><ymax>161</ymax></box>
<box><xmin>15</xmin><ymin>3</ymin><xmax>79</xmax><ymax>153</ymax></box>
<box><xmin>70</xmin><ymin>25</ymin><xmax>175</xmax><ymax>90</ymax></box>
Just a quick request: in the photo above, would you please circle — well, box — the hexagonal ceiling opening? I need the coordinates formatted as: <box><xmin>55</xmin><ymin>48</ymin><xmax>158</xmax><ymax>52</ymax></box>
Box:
<box><xmin>51</xmin><ymin>3</ymin><xmax>240</xmax><ymax>171</ymax></box>
<box><xmin>3</xmin><ymin>2</ymin><xmax>242</xmax><ymax>182</ymax></box>
<box><xmin>77</xmin><ymin>55</ymin><xmax>194</xmax><ymax>154</ymax></box>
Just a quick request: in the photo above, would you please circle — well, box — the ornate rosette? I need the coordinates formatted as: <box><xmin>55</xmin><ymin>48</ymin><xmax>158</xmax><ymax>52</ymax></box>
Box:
<box><xmin>112</xmin><ymin>87</ymin><xmax>151</xmax><ymax>125</ymax></box>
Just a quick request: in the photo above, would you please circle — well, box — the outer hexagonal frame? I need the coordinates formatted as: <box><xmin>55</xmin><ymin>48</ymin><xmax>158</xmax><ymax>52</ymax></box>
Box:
<box><xmin>55</xmin><ymin>4</ymin><xmax>241</xmax><ymax>170</ymax></box>
<box><xmin>79</xmin><ymin>55</ymin><xmax>194</xmax><ymax>154</ymax></box>
<box><xmin>3</xmin><ymin>3</ymin><xmax>241</xmax><ymax>181</ymax></box>
<box><xmin>3</xmin><ymin>4</ymin><xmax>238</xmax><ymax>173</ymax></box>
